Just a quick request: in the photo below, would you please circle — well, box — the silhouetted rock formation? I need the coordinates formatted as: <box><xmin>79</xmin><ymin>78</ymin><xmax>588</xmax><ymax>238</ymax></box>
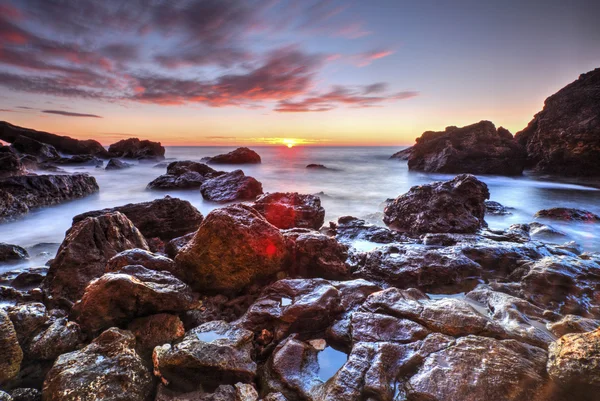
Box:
<box><xmin>516</xmin><ymin>68</ymin><xmax>600</xmax><ymax>176</ymax></box>
<box><xmin>206</xmin><ymin>147</ymin><xmax>261</xmax><ymax>164</ymax></box>
<box><xmin>105</xmin><ymin>158</ymin><xmax>132</xmax><ymax>170</ymax></box>
<box><xmin>407</xmin><ymin>120</ymin><xmax>527</xmax><ymax>175</ymax></box>
<box><xmin>0</xmin><ymin>121</ymin><xmax>108</xmax><ymax>157</ymax></box>
<box><xmin>390</xmin><ymin>146</ymin><xmax>413</xmax><ymax>160</ymax></box>
<box><xmin>147</xmin><ymin>161</ymin><xmax>224</xmax><ymax>190</ymax></box>
<box><xmin>10</xmin><ymin>136</ymin><xmax>60</xmax><ymax>161</ymax></box>
<box><xmin>108</xmin><ymin>138</ymin><xmax>165</xmax><ymax>160</ymax></box>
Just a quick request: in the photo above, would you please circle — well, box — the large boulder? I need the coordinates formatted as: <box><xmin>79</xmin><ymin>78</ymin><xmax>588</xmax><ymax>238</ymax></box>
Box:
<box><xmin>42</xmin><ymin>328</ymin><xmax>153</xmax><ymax>401</ymax></box>
<box><xmin>72</xmin><ymin>265</ymin><xmax>198</xmax><ymax>333</ymax></box>
<box><xmin>43</xmin><ymin>212</ymin><xmax>149</xmax><ymax>306</ymax></box>
<box><xmin>206</xmin><ymin>147</ymin><xmax>261</xmax><ymax>164</ymax></box>
<box><xmin>175</xmin><ymin>204</ymin><xmax>286</xmax><ymax>293</ymax></box>
<box><xmin>148</xmin><ymin>161</ymin><xmax>224</xmax><ymax>190</ymax></box>
<box><xmin>73</xmin><ymin>196</ymin><xmax>204</xmax><ymax>241</ymax></box>
<box><xmin>547</xmin><ymin>328</ymin><xmax>600</xmax><ymax>389</ymax></box>
<box><xmin>383</xmin><ymin>174</ymin><xmax>489</xmax><ymax>234</ymax></box>
<box><xmin>153</xmin><ymin>320</ymin><xmax>256</xmax><ymax>392</ymax></box>
<box><xmin>10</xmin><ymin>135</ymin><xmax>60</xmax><ymax>161</ymax></box>
<box><xmin>0</xmin><ymin>309</ymin><xmax>23</xmax><ymax>384</ymax></box>
<box><xmin>515</xmin><ymin>68</ymin><xmax>600</xmax><ymax>176</ymax></box>
<box><xmin>108</xmin><ymin>138</ymin><xmax>165</xmax><ymax>160</ymax></box>
<box><xmin>0</xmin><ymin>243</ymin><xmax>28</xmax><ymax>262</ymax></box>
<box><xmin>200</xmin><ymin>170</ymin><xmax>263</xmax><ymax>203</ymax></box>
<box><xmin>0</xmin><ymin>121</ymin><xmax>108</xmax><ymax>157</ymax></box>
<box><xmin>0</xmin><ymin>174</ymin><xmax>99</xmax><ymax>221</ymax></box>
<box><xmin>406</xmin><ymin>120</ymin><xmax>527</xmax><ymax>175</ymax></box>
<box><xmin>252</xmin><ymin>192</ymin><xmax>325</xmax><ymax>229</ymax></box>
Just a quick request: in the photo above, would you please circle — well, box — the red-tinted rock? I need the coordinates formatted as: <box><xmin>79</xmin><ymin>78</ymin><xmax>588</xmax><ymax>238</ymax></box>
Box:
<box><xmin>200</xmin><ymin>170</ymin><xmax>263</xmax><ymax>203</ymax></box>
<box><xmin>252</xmin><ymin>192</ymin><xmax>325</xmax><ymax>229</ymax></box>
<box><xmin>207</xmin><ymin>147</ymin><xmax>261</xmax><ymax>164</ymax></box>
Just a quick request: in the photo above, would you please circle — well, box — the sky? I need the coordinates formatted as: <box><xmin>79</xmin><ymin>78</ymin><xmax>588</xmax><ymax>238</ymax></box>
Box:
<box><xmin>0</xmin><ymin>0</ymin><xmax>599</xmax><ymax>146</ymax></box>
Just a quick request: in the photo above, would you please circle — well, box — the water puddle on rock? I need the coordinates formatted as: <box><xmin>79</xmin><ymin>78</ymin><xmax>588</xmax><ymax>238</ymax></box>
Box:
<box><xmin>317</xmin><ymin>346</ymin><xmax>348</xmax><ymax>382</ymax></box>
<box><xmin>196</xmin><ymin>331</ymin><xmax>226</xmax><ymax>343</ymax></box>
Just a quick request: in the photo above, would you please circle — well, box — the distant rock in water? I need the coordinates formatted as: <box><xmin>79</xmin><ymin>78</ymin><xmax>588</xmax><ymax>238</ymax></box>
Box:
<box><xmin>534</xmin><ymin>207</ymin><xmax>600</xmax><ymax>222</ymax></box>
<box><xmin>485</xmin><ymin>200</ymin><xmax>513</xmax><ymax>216</ymax></box>
<box><xmin>0</xmin><ymin>174</ymin><xmax>99</xmax><ymax>221</ymax></box>
<box><xmin>206</xmin><ymin>147</ymin><xmax>261</xmax><ymax>164</ymax></box>
<box><xmin>0</xmin><ymin>121</ymin><xmax>108</xmax><ymax>157</ymax></box>
<box><xmin>389</xmin><ymin>147</ymin><xmax>413</xmax><ymax>160</ymax></box>
<box><xmin>54</xmin><ymin>154</ymin><xmax>104</xmax><ymax>167</ymax></box>
<box><xmin>516</xmin><ymin>68</ymin><xmax>600</xmax><ymax>176</ymax></box>
<box><xmin>252</xmin><ymin>192</ymin><xmax>325</xmax><ymax>229</ymax></box>
<box><xmin>105</xmin><ymin>158</ymin><xmax>132</xmax><ymax>170</ymax></box>
<box><xmin>407</xmin><ymin>120</ymin><xmax>527</xmax><ymax>176</ymax></box>
<box><xmin>384</xmin><ymin>174</ymin><xmax>489</xmax><ymax>234</ymax></box>
<box><xmin>306</xmin><ymin>163</ymin><xmax>330</xmax><ymax>169</ymax></box>
<box><xmin>108</xmin><ymin>138</ymin><xmax>165</xmax><ymax>160</ymax></box>
<box><xmin>147</xmin><ymin>161</ymin><xmax>224</xmax><ymax>190</ymax></box>
<box><xmin>200</xmin><ymin>169</ymin><xmax>263</xmax><ymax>202</ymax></box>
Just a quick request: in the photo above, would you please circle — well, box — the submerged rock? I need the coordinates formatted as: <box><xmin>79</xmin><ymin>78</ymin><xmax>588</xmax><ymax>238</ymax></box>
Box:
<box><xmin>383</xmin><ymin>174</ymin><xmax>489</xmax><ymax>234</ymax></box>
<box><xmin>252</xmin><ymin>192</ymin><xmax>325</xmax><ymax>230</ymax></box>
<box><xmin>73</xmin><ymin>196</ymin><xmax>204</xmax><ymax>242</ymax></box>
<box><xmin>43</xmin><ymin>212</ymin><xmax>149</xmax><ymax>306</ymax></box>
<box><xmin>407</xmin><ymin>120</ymin><xmax>527</xmax><ymax>175</ymax></box>
<box><xmin>105</xmin><ymin>158</ymin><xmax>133</xmax><ymax>170</ymax></box>
<box><xmin>534</xmin><ymin>207</ymin><xmax>600</xmax><ymax>221</ymax></box>
<box><xmin>42</xmin><ymin>328</ymin><xmax>153</xmax><ymax>401</ymax></box>
<box><xmin>515</xmin><ymin>68</ymin><xmax>600</xmax><ymax>176</ymax></box>
<box><xmin>200</xmin><ymin>170</ymin><xmax>263</xmax><ymax>203</ymax></box>
<box><xmin>108</xmin><ymin>138</ymin><xmax>165</xmax><ymax>160</ymax></box>
<box><xmin>175</xmin><ymin>204</ymin><xmax>286</xmax><ymax>293</ymax></box>
<box><xmin>206</xmin><ymin>147</ymin><xmax>261</xmax><ymax>164</ymax></box>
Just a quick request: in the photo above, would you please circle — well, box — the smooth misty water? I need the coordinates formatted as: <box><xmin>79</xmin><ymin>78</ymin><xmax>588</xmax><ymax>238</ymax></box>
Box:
<box><xmin>0</xmin><ymin>146</ymin><xmax>599</xmax><ymax>273</ymax></box>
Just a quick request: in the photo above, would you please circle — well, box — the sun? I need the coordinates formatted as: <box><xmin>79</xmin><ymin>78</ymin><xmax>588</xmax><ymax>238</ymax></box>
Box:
<box><xmin>282</xmin><ymin>138</ymin><xmax>296</xmax><ymax>148</ymax></box>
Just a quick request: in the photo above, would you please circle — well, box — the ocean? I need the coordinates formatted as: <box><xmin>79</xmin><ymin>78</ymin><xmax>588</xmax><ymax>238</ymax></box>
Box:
<box><xmin>1</xmin><ymin>146</ymin><xmax>599</xmax><ymax>272</ymax></box>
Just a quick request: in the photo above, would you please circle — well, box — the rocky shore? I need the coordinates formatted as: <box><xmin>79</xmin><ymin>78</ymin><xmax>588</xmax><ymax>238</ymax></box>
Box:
<box><xmin>0</xmin><ymin>172</ymin><xmax>598</xmax><ymax>401</ymax></box>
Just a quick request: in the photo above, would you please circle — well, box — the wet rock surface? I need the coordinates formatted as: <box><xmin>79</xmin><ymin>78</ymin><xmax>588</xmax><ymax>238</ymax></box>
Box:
<box><xmin>252</xmin><ymin>192</ymin><xmax>325</xmax><ymax>229</ymax></box>
<box><xmin>535</xmin><ymin>207</ymin><xmax>600</xmax><ymax>221</ymax></box>
<box><xmin>200</xmin><ymin>169</ymin><xmax>263</xmax><ymax>202</ymax></box>
<box><xmin>0</xmin><ymin>244</ymin><xmax>28</xmax><ymax>262</ymax></box>
<box><xmin>206</xmin><ymin>147</ymin><xmax>261</xmax><ymax>164</ymax></box>
<box><xmin>148</xmin><ymin>161</ymin><xmax>224</xmax><ymax>190</ymax></box>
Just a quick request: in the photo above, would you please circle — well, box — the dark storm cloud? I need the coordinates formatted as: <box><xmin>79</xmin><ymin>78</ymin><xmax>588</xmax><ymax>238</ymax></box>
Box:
<box><xmin>43</xmin><ymin>110</ymin><xmax>103</xmax><ymax>118</ymax></box>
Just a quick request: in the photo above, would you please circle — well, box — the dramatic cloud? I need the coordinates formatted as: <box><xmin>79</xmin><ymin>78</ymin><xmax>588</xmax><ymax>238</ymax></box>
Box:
<box><xmin>42</xmin><ymin>110</ymin><xmax>103</xmax><ymax>118</ymax></box>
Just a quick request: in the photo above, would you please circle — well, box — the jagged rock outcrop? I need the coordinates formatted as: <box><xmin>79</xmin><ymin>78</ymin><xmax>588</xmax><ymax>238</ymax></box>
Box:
<box><xmin>389</xmin><ymin>146</ymin><xmax>413</xmax><ymax>160</ymax></box>
<box><xmin>108</xmin><ymin>138</ymin><xmax>165</xmax><ymax>160</ymax></box>
<box><xmin>206</xmin><ymin>147</ymin><xmax>261</xmax><ymax>164</ymax></box>
<box><xmin>0</xmin><ymin>121</ymin><xmax>108</xmax><ymax>157</ymax></box>
<box><xmin>383</xmin><ymin>174</ymin><xmax>489</xmax><ymax>234</ymax></box>
<box><xmin>0</xmin><ymin>174</ymin><xmax>99</xmax><ymax>221</ymax></box>
<box><xmin>10</xmin><ymin>136</ymin><xmax>60</xmax><ymax>161</ymax></box>
<box><xmin>200</xmin><ymin>170</ymin><xmax>263</xmax><ymax>203</ymax></box>
<box><xmin>515</xmin><ymin>68</ymin><xmax>600</xmax><ymax>176</ymax></box>
<box><xmin>406</xmin><ymin>121</ymin><xmax>527</xmax><ymax>175</ymax></box>
<box><xmin>252</xmin><ymin>192</ymin><xmax>325</xmax><ymax>229</ymax></box>
<box><xmin>147</xmin><ymin>161</ymin><xmax>224</xmax><ymax>190</ymax></box>
<box><xmin>0</xmin><ymin>149</ymin><xmax>25</xmax><ymax>178</ymax></box>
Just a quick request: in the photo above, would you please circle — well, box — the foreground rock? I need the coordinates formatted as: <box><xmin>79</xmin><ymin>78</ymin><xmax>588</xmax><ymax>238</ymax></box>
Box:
<box><xmin>200</xmin><ymin>170</ymin><xmax>263</xmax><ymax>203</ymax></box>
<box><xmin>73</xmin><ymin>265</ymin><xmax>198</xmax><ymax>333</ymax></box>
<box><xmin>175</xmin><ymin>204</ymin><xmax>286</xmax><ymax>293</ymax></box>
<box><xmin>73</xmin><ymin>196</ymin><xmax>204</xmax><ymax>242</ymax></box>
<box><xmin>407</xmin><ymin>120</ymin><xmax>527</xmax><ymax>175</ymax></box>
<box><xmin>108</xmin><ymin>138</ymin><xmax>165</xmax><ymax>160</ymax></box>
<box><xmin>515</xmin><ymin>68</ymin><xmax>600</xmax><ymax>176</ymax></box>
<box><xmin>0</xmin><ymin>121</ymin><xmax>108</xmax><ymax>157</ymax></box>
<box><xmin>383</xmin><ymin>174</ymin><xmax>489</xmax><ymax>234</ymax></box>
<box><xmin>206</xmin><ymin>147</ymin><xmax>261</xmax><ymax>164</ymax></box>
<box><xmin>0</xmin><ymin>174</ymin><xmax>99</xmax><ymax>221</ymax></box>
<box><xmin>283</xmin><ymin>229</ymin><xmax>349</xmax><ymax>279</ymax></box>
<box><xmin>252</xmin><ymin>192</ymin><xmax>325</xmax><ymax>229</ymax></box>
<box><xmin>43</xmin><ymin>212</ymin><xmax>149</xmax><ymax>306</ymax></box>
<box><xmin>42</xmin><ymin>328</ymin><xmax>153</xmax><ymax>401</ymax></box>
<box><xmin>535</xmin><ymin>207</ymin><xmax>600</xmax><ymax>221</ymax></box>
<box><xmin>147</xmin><ymin>161</ymin><xmax>224</xmax><ymax>190</ymax></box>
<box><xmin>0</xmin><ymin>310</ymin><xmax>23</xmax><ymax>384</ymax></box>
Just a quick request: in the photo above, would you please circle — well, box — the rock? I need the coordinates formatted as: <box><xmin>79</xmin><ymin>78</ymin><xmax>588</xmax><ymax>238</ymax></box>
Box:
<box><xmin>0</xmin><ymin>243</ymin><xmax>28</xmax><ymax>262</ymax></box>
<box><xmin>515</xmin><ymin>68</ymin><xmax>600</xmax><ymax>176</ymax></box>
<box><xmin>106</xmin><ymin>248</ymin><xmax>177</xmax><ymax>274</ymax></box>
<box><xmin>527</xmin><ymin>222</ymin><xmax>567</xmax><ymax>241</ymax></box>
<box><xmin>105</xmin><ymin>158</ymin><xmax>132</xmax><ymax>170</ymax></box>
<box><xmin>200</xmin><ymin>170</ymin><xmax>263</xmax><ymax>203</ymax></box>
<box><xmin>7</xmin><ymin>388</ymin><xmax>40</xmax><ymax>401</ymax></box>
<box><xmin>407</xmin><ymin>336</ymin><xmax>548</xmax><ymax>401</ymax></box>
<box><xmin>175</xmin><ymin>204</ymin><xmax>286</xmax><ymax>293</ymax></box>
<box><xmin>7</xmin><ymin>303</ymin><xmax>48</xmax><ymax>345</ymax></box>
<box><xmin>283</xmin><ymin>229</ymin><xmax>349</xmax><ymax>280</ymax></box>
<box><xmin>0</xmin><ymin>309</ymin><xmax>23</xmax><ymax>384</ymax></box>
<box><xmin>43</xmin><ymin>212</ymin><xmax>149</xmax><ymax>306</ymax></box>
<box><xmin>305</xmin><ymin>164</ymin><xmax>329</xmax><ymax>169</ymax></box>
<box><xmin>28</xmin><ymin>317</ymin><xmax>83</xmax><ymax>360</ymax></box>
<box><xmin>548</xmin><ymin>315</ymin><xmax>600</xmax><ymax>337</ymax></box>
<box><xmin>389</xmin><ymin>146</ymin><xmax>413</xmax><ymax>160</ymax></box>
<box><xmin>10</xmin><ymin>135</ymin><xmax>60</xmax><ymax>161</ymax></box>
<box><xmin>534</xmin><ymin>207</ymin><xmax>600</xmax><ymax>221</ymax></box>
<box><xmin>72</xmin><ymin>265</ymin><xmax>198</xmax><ymax>333</ymax></box>
<box><xmin>153</xmin><ymin>320</ymin><xmax>256</xmax><ymax>392</ymax></box>
<box><xmin>350</xmin><ymin>311</ymin><xmax>429</xmax><ymax>343</ymax></box>
<box><xmin>0</xmin><ymin>392</ymin><xmax>11</xmax><ymax>401</ymax></box>
<box><xmin>42</xmin><ymin>328</ymin><xmax>153</xmax><ymax>401</ymax></box>
<box><xmin>11</xmin><ymin>268</ymin><xmax>48</xmax><ymax>289</ymax></box>
<box><xmin>73</xmin><ymin>196</ymin><xmax>204</xmax><ymax>242</ymax></box>
<box><xmin>252</xmin><ymin>192</ymin><xmax>325</xmax><ymax>230</ymax></box>
<box><xmin>407</xmin><ymin>120</ymin><xmax>527</xmax><ymax>175</ymax></box>
<box><xmin>127</xmin><ymin>313</ymin><xmax>185</xmax><ymax>356</ymax></box>
<box><xmin>485</xmin><ymin>200</ymin><xmax>513</xmax><ymax>215</ymax></box>
<box><xmin>0</xmin><ymin>151</ymin><xmax>25</xmax><ymax>178</ymax></box>
<box><xmin>155</xmin><ymin>384</ymin><xmax>238</xmax><ymax>401</ymax></box>
<box><xmin>108</xmin><ymin>138</ymin><xmax>165</xmax><ymax>160</ymax></box>
<box><xmin>54</xmin><ymin>154</ymin><xmax>103</xmax><ymax>166</ymax></box>
<box><xmin>207</xmin><ymin>147</ymin><xmax>261</xmax><ymax>164</ymax></box>
<box><xmin>383</xmin><ymin>174</ymin><xmax>489</xmax><ymax>234</ymax></box>
<box><xmin>148</xmin><ymin>161</ymin><xmax>224</xmax><ymax>190</ymax></box>
<box><xmin>547</xmin><ymin>328</ymin><xmax>600</xmax><ymax>389</ymax></box>
<box><xmin>0</xmin><ymin>121</ymin><xmax>108</xmax><ymax>157</ymax></box>
<box><xmin>0</xmin><ymin>174</ymin><xmax>99</xmax><ymax>221</ymax></box>
<box><xmin>334</xmin><ymin>216</ymin><xmax>407</xmax><ymax>244</ymax></box>
<box><xmin>165</xmin><ymin>233</ymin><xmax>194</xmax><ymax>259</ymax></box>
